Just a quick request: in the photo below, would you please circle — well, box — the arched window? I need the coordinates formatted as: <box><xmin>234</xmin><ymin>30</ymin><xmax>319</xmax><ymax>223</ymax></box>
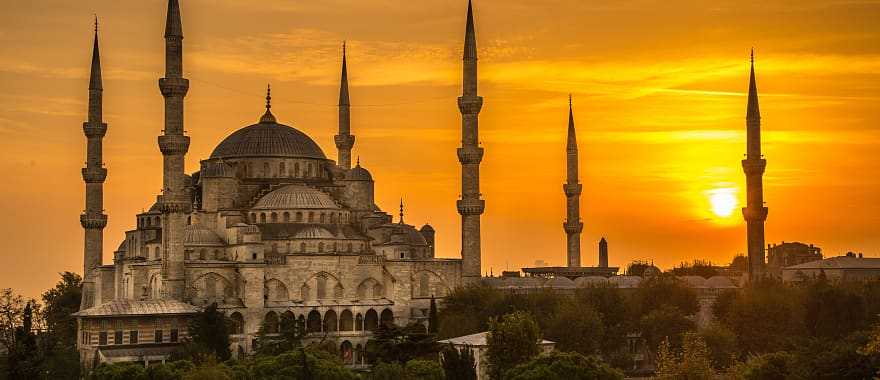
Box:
<box><xmin>294</xmin><ymin>163</ymin><xmax>300</xmax><ymax>178</ymax></box>
<box><xmin>348</xmin><ymin>243</ymin><xmax>353</xmax><ymax>252</ymax></box>
<box><xmin>341</xmin><ymin>341</ymin><xmax>353</xmax><ymax>364</ymax></box>
<box><xmin>355</xmin><ymin>314</ymin><xmax>363</xmax><ymax>331</ymax></box>
<box><xmin>296</xmin><ymin>212</ymin><xmax>303</xmax><ymax>222</ymax></box>
<box><xmin>307</xmin><ymin>310</ymin><xmax>322</xmax><ymax>333</ymax></box>
<box><xmin>320</xmin><ymin>213</ymin><xmax>326</xmax><ymax>223</ymax></box>
<box><xmin>316</xmin><ymin>276</ymin><xmax>327</xmax><ymax>299</ymax></box>
<box><xmin>373</xmin><ymin>283</ymin><xmax>384</xmax><ymax>299</ymax></box>
<box><xmin>260</xmin><ymin>213</ymin><xmax>266</xmax><ymax>223</ymax></box>
<box><xmin>334</xmin><ymin>283</ymin><xmax>344</xmax><ymax>299</ymax></box>
<box><xmin>279</xmin><ymin>162</ymin><xmax>286</xmax><ymax>177</ymax></box>
<box><xmin>230</xmin><ymin>312</ymin><xmax>244</xmax><ymax>334</ymax></box>
<box><xmin>283</xmin><ymin>212</ymin><xmax>290</xmax><ymax>222</ymax></box>
<box><xmin>300</xmin><ymin>242</ymin><xmax>306</xmax><ymax>253</ymax></box>
<box><xmin>380</xmin><ymin>309</ymin><xmax>394</xmax><ymax>327</ymax></box>
<box><xmin>205</xmin><ymin>275</ymin><xmax>217</xmax><ymax>299</ymax></box>
<box><xmin>323</xmin><ymin>310</ymin><xmax>338</xmax><ymax>332</ymax></box>
<box><xmin>340</xmin><ymin>310</ymin><xmax>354</xmax><ymax>331</ymax></box>
<box><xmin>199</xmin><ymin>249</ymin><xmax>206</xmax><ymax>260</ymax></box>
<box><xmin>271</xmin><ymin>212</ymin><xmax>278</xmax><ymax>223</ymax></box>
<box><xmin>308</xmin><ymin>163</ymin><xmax>314</xmax><ymax>177</ymax></box>
<box><xmin>419</xmin><ymin>273</ymin><xmax>429</xmax><ymax>298</ymax></box>
<box><xmin>318</xmin><ymin>242</ymin><xmax>325</xmax><ymax>253</ymax></box>
<box><xmin>364</xmin><ymin>309</ymin><xmax>379</xmax><ymax>331</ymax></box>
<box><xmin>308</xmin><ymin>212</ymin><xmax>314</xmax><ymax>223</ymax></box>
<box><xmin>264</xmin><ymin>312</ymin><xmax>279</xmax><ymax>334</ymax></box>
<box><xmin>263</xmin><ymin>162</ymin><xmax>270</xmax><ymax>177</ymax></box>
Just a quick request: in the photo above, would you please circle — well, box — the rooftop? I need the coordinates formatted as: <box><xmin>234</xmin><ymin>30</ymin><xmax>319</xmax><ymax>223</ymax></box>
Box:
<box><xmin>438</xmin><ymin>331</ymin><xmax>555</xmax><ymax>347</ymax></box>
<box><xmin>73</xmin><ymin>299</ymin><xmax>200</xmax><ymax>318</ymax></box>
<box><xmin>785</xmin><ymin>255</ymin><xmax>880</xmax><ymax>270</ymax></box>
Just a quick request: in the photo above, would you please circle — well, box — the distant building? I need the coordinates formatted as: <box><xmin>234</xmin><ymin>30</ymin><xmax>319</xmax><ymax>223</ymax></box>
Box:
<box><xmin>767</xmin><ymin>242</ymin><xmax>822</xmax><ymax>276</ymax></box>
<box><xmin>438</xmin><ymin>332</ymin><xmax>555</xmax><ymax>380</ymax></box>
<box><xmin>782</xmin><ymin>253</ymin><xmax>880</xmax><ymax>282</ymax></box>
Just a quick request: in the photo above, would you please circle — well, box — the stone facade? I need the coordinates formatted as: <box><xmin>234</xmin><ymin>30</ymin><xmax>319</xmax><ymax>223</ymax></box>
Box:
<box><xmin>76</xmin><ymin>0</ymin><xmax>467</xmax><ymax>366</ymax></box>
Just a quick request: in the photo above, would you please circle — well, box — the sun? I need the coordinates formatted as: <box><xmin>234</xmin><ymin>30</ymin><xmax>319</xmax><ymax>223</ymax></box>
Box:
<box><xmin>708</xmin><ymin>188</ymin><xmax>738</xmax><ymax>218</ymax></box>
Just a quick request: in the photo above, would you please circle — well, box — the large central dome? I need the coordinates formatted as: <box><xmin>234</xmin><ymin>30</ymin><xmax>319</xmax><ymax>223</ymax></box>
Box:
<box><xmin>210</xmin><ymin>118</ymin><xmax>327</xmax><ymax>160</ymax></box>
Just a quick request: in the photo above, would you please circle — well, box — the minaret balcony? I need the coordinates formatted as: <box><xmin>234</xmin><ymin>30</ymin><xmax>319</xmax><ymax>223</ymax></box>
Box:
<box><xmin>741</xmin><ymin>158</ymin><xmax>766</xmax><ymax>175</ymax></box>
<box><xmin>563</xmin><ymin>184</ymin><xmax>582</xmax><ymax>196</ymax></box>
<box><xmin>81</xmin><ymin>167</ymin><xmax>107</xmax><ymax>183</ymax></box>
<box><xmin>457</xmin><ymin>96</ymin><xmax>483</xmax><ymax>115</ymax></box>
<box><xmin>457</xmin><ymin>147</ymin><xmax>484</xmax><ymax>164</ymax></box>
<box><xmin>334</xmin><ymin>134</ymin><xmax>355</xmax><ymax>149</ymax></box>
<box><xmin>457</xmin><ymin>199</ymin><xmax>485</xmax><ymax>216</ymax></box>
<box><xmin>563</xmin><ymin>221</ymin><xmax>584</xmax><ymax>234</ymax></box>
<box><xmin>80</xmin><ymin>213</ymin><xmax>108</xmax><ymax>229</ymax></box>
<box><xmin>158</xmin><ymin>135</ymin><xmax>191</xmax><ymax>155</ymax></box>
<box><xmin>159</xmin><ymin>77</ymin><xmax>190</xmax><ymax>97</ymax></box>
<box><xmin>82</xmin><ymin>122</ymin><xmax>107</xmax><ymax>138</ymax></box>
<box><xmin>741</xmin><ymin>206</ymin><xmax>768</xmax><ymax>221</ymax></box>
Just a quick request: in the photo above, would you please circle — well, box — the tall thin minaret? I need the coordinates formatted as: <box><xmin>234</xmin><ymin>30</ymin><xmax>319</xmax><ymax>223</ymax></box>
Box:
<box><xmin>598</xmin><ymin>237</ymin><xmax>608</xmax><ymax>268</ymax></box>
<box><xmin>742</xmin><ymin>50</ymin><xmax>768</xmax><ymax>282</ymax></box>
<box><xmin>563</xmin><ymin>96</ymin><xmax>583</xmax><ymax>268</ymax></box>
<box><xmin>80</xmin><ymin>18</ymin><xmax>108</xmax><ymax>310</ymax></box>
<box><xmin>335</xmin><ymin>42</ymin><xmax>355</xmax><ymax>169</ymax></box>
<box><xmin>457</xmin><ymin>0</ymin><xmax>485</xmax><ymax>283</ymax></box>
<box><xmin>158</xmin><ymin>0</ymin><xmax>190</xmax><ymax>300</ymax></box>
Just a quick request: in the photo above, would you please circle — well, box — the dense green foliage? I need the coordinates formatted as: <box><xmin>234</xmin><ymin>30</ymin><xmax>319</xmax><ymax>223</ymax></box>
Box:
<box><xmin>440</xmin><ymin>344</ymin><xmax>477</xmax><ymax>380</ymax></box>
<box><xmin>505</xmin><ymin>351</ymin><xmax>624</xmax><ymax>380</ymax></box>
<box><xmin>365</xmin><ymin>322</ymin><xmax>436</xmax><ymax>364</ymax></box>
<box><xmin>486</xmin><ymin>311</ymin><xmax>542</xmax><ymax>380</ymax></box>
<box><xmin>184</xmin><ymin>303</ymin><xmax>232</xmax><ymax>361</ymax></box>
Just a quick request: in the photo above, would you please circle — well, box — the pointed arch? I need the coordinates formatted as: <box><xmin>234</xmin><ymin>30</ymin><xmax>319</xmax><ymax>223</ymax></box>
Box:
<box><xmin>340</xmin><ymin>310</ymin><xmax>354</xmax><ymax>331</ymax></box>
<box><xmin>364</xmin><ymin>309</ymin><xmax>379</xmax><ymax>331</ymax></box>
<box><xmin>380</xmin><ymin>308</ymin><xmax>394</xmax><ymax>327</ymax></box>
<box><xmin>323</xmin><ymin>309</ymin><xmax>338</xmax><ymax>332</ymax></box>
<box><xmin>307</xmin><ymin>310</ymin><xmax>322</xmax><ymax>333</ymax></box>
<box><xmin>229</xmin><ymin>312</ymin><xmax>244</xmax><ymax>334</ymax></box>
<box><xmin>264</xmin><ymin>311</ymin><xmax>279</xmax><ymax>333</ymax></box>
<box><xmin>265</xmin><ymin>279</ymin><xmax>289</xmax><ymax>302</ymax></box>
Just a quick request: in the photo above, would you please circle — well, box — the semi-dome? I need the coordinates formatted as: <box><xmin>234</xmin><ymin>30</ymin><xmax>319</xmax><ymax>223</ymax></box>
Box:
<box><xmin>253</xmin><ymin>185</ymin><xmax>341</xmax><ymax>210</ymax></box>
<box><xmin>294</xmin><ymin>226</ymin><xmax>335</xmax><ymax>239</ymax></box>
<box><xmin>184</xmin><ymin>224</ymin><xmax>224</xmax><ymax>246</ymax></box>
<box><xmin>210</xmin><ymin>121</ymin><xmax>326</xmax><ymax>160</ymax></box>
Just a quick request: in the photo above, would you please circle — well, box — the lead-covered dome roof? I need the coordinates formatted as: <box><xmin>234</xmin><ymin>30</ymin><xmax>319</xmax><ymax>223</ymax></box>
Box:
<box><xmin>210</xmin><ymin>119</ymin><xmax>326</xmax><ymax>160</ymax></box>
<box><xmin>253</xmin><ymin>184</ymin><xmax>341</xmax><ymax>210</ymax></box>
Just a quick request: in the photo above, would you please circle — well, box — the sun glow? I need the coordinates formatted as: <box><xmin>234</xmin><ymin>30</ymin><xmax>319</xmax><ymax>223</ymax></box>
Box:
<box><xmin>708</xmin><ymin>188</ymin><xmax>738</xmax><ymax>218</ymax></box>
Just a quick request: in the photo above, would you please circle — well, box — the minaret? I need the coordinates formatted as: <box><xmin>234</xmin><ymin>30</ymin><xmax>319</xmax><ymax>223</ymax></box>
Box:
<box><xmin>457</xmin><ymin>0</ymin><xmax>485</xmax><ymax>283</ymax></box>
<box><xmin>563</xmin><ymin>96</ymin><xmax>583</xmax><ymax>268</ymax></box>
<box><xmin>158</xmin><ymin>0</ymin><xmax>190</xmax><ymax>300</ymax></box>
<box><xmin>598</xmin><ymin>237</ymin><xmax>608</xmax><ymax>268</ymax></box>
<box><xmin>335</xmin><ymin>42</ymin><xmax>355</xmax><ymax>169</ymax></box>
<box><xmin>742</xmin><ymin>50</ymin><xmax>768</xmax><ymax>282</ymax></box>
<box><xmin>80</xmin><ymin>18</ymin><xmax>108</xmax><ymax>310</ymax></box>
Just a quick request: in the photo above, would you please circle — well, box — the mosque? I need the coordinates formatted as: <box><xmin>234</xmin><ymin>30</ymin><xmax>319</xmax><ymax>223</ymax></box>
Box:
<box><xmin>73</xmin><ymin>0</ymin><xmax>480</xmax><ymax>366</ymax></box>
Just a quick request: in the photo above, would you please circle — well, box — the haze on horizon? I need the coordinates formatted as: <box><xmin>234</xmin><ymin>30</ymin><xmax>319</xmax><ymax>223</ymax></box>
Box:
<box><xmin>2</xmin><ymin>0</ymin><xmax>879</xmax><ymax>298</ymax></box>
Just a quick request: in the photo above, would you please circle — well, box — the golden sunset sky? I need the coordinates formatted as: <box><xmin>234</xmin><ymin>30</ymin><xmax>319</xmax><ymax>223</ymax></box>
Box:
<box><xmin>2</xmin><ymin>0</ymin><xmax>879</xmax><ymax>297</ymax></box>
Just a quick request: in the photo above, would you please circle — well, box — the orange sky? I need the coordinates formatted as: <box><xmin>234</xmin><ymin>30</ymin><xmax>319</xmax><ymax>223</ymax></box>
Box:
<box><xmin>2</xmin><ymin>0</ymin><xmax>880</xmax><ymax>297</ymax></box>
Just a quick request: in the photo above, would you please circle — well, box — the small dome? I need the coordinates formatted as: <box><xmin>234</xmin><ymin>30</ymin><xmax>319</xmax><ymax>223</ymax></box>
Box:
<box><xmin>210</xmin><ymin>121</ymin><xmax>326</xmax><ymax>160</ymax></box>
<box><xmin>678</xmin><ymin>276</ymin><xmax>708</xmax><ymax>288</ymax></box>
<box><xmin>294</xmin><ymin>226</ymin><xmax>335</xmax><ymax>239</ymax></box>
<box><xmin>544</xmin><ymin>276</ymin><xmax>576</xmax><ymax>289</ymax></box>
<box><xmin>253</xmin><ymin>185</ymin><xmax>340</xmax><ymax>210</ymax></box>
<box><xmin>348</xmin><ymin>164</ymin><xmax>373</xmax><ymax>181</ymax></box>
<box><xmin>184</xmin><ymin>224</ymin><xmax>224</xmax><ymax>246</ymax></box>
<box><xmin>706</xmin><ymin>276</ymin><xmax>736</xmax><ymax>289</ymax></box>
<box><xmin>574</xmin><ymin>276</ymin><xmax>608</xmax><ymax>287</ymax></box>
<box><xmin>608</xmin><ymin>276</ymin><xmax>643</xmax><ymax>288</ymax></box>
<box><xmin>420</xmin><ymin>224</ymin><xmax>435</xmax><ymax>232</ymax></box>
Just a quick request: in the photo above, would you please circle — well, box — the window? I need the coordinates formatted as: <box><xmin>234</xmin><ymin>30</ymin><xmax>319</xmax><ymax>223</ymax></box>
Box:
<box><xmin>252</xmin><ymin>253</ymin><xmax>257</xmax><ymax>260</ymax></box>
<box><xmin>99</xmin><ymin>331</ymin><xmax>108</xmax><ymax>345</ymax></box>
<box><xmin>300</xmin><ymin>243</ymin><xmax>306</xmax><ymax>252</ymax></box>
<box><xmin>317</xmin><ymin>276</ymin><xmax>327</xmax><ymax>299</ymax></box>
<box><xmin>82</xmin><ymin>331</ymin><xmax>91</xmax><ymax>345</ymax></box>
<box><xmin>294</xmin><ymin>163</ymin><xmax>300</xmax><ymax>177</ymax></box>
<box><xmin>263</xmin><ymin>162</ymin><xmax>270</xmax><ymax>177</ymax></box>
<box><xmin>318</xmin><ymin>242</ymin><xmax>325</xmax><ymax>253</ymax></box>
<box><xmin>279</xmin><ymin>162</ymin><xmax>286</xmax><ymax>177</ymax></box>
<box><xmin>260</xmin><ymin>213</ymin><xmax>266</xmax><ymax>223</ymax></box>
<box><xmin>271</xmin><ymin>212</ymin><xmax>278</xmax><ymax>223</ymax></box>
<box><xmin>114</xmin><ymin>330</ymin><xmax>123</xmax><ymax>345</ymax></box>
<box><xmin>296</xmin><ymin>212</ymin><xmax>303</xmax><ymax>222</ymax></box>
<box><xmin>170</xmin><ymin>329</ymin><xmax>179</xmax><ymax>342</ymax></box>
<box><xmin>155</xmin><ymin>330</ymin><xmax>163</xmax><ymax>343</ymax></box>
<box><xmin>129</xmin><ymin>330</ymin><xmax>139</xmax><ymax>344</ymax></box>
<box><xmin>283</xmin><ymin>212</ymin><xmax>290</xmax><ymax>222</ymax></box>
<box><xmin>320</xmin><ymin>213</ymin><xmax>326</xmax><ymax>223</ymax></box>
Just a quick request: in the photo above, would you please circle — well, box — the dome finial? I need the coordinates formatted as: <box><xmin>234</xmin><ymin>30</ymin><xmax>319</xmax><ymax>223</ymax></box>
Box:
<box><xmin>260</xmin><ymin>83</ymin><xmax>276</xmax><ymax>123</ymax></box>
<box><xmin>356</xmin><ymin>156</ymin><xmax>361</xmax><ymax>167</ymax></box>
<box><xmin>399</xmin><ymin>197</ymin><xmax>405</xmax><ymax>224</ymax></box>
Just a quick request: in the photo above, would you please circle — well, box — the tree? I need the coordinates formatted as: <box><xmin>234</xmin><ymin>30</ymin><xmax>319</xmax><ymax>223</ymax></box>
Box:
<box><xmin>256</xmin><ymin>311</ymin><xmax>305</xmax><ymax>356</ymax></box>
<box><xmin>729</xmin><ymin>352</ymin><xmax>793</xmax><ymax>380</ymax></box>
<box><xmin>699</xmin><ymin>324</ymin><xmax>737</xmax><ymax>370</ymax></box>
<box><xmin>8</xmin><ymin>301</ymin><xmax>40</xmax><ymax>379</ymax></box>
<box><xmin>633</xmin><ymin>275</ymin><xmax>699</xmax><ymax>316</ymax></box>
<box><xmin>366</xmin><ymin>322</ymin><xmax>437</xmax><ymax>364</ymax></box>
<box><xmin>638</xmin><ymin>304</ymin><xmax>695</xmax><ymax>352</ymax></box>
<box><xmin>713</xmin><ymin>280</ymin><xmax>805</xmax><ymax>355</ymax></box>
<box><xmin>654</xmin><ymin>333</ymin><xmax>713</xmax><ymax>380</ymax></box>
<box><xmin>804</xmin><ymin>278</ymin><xmax>867</xmax><ymax>339</ymax></box>
<box><xmin>544</xmin><ymin>300</ymin><xmax>604</xmax><ymax>356</ymax></box>
<box><xmin>186</xmin><ymin>302</ymin><xmax>231</xmax><ymax>361</ymax></box>
<box><xmin>369</xmin><ymin>362</ymin><xmax>407</xmax><ymax>380</ymax></box>
<box><xmin>248</xmin><ymin>347</ymin><xmax>357</xmax><ymax>380</ymax></box>
<box><xmin>668</xmin><ymin>260</ymin><xmax>719</xmax><ymax>278</ymax></box>
<box><xmin>405</xmin><ymin>359</ymin><xmax>444</xmax><ymax>380</ymax></box>
<box><xmin>88</xmin><ymin>362</ymin><xmax>149</xmax><ymax>380</ymax></box>
<box><xmin>438</xmin><ymin>284</ymin><xmax>505</xmax><ymax>339</ymax></box>
<box><xmin>486</xmin><ymin>311</ymin><xmax>541</xmax><ymax>380</ymax></box>
<box><xmin>505</xmin><ymin>351</ymin><xmax>623</xmax><ymax>380</ymax></box>
<box><xmin>441</xmin><ymin>344</ymin><xmax>477</xmax><ymax>380</ymax></box>
<box><xmin>40</xmin><ymin>272</ymin><xmax>83</xmax><ymax>379</ymax></box>
<box><xmin>428</xmin><ymin>297</ymin><xmax>438</xmax><ymax>334</ymax></box>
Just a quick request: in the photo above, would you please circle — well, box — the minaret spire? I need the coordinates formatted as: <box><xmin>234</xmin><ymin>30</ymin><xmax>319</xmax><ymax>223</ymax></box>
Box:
<box><xmin>158</xmin><ymin>0</ymin><xmax>190</xmax><ymax>301</ymax></box>
<box><xmin>742</xmin><ymin>50</ymin><xmax>768</xmax><ymax>282</ymax></box>
<box><xmin>563</xmin><ymin>96</ymin><xmax>583</xmax><ymax>268</ymax></box>
<box><xmin>399</xmin><ymin>198</ymin><xmax>405</xmax><ymax>224</ymax></box>
<box><xmin>457</xmin><ymin>0</ymin><xmax>485</xmax><ymax>283</ymax></box>
<box><xmin>335</xmin><ymin>41</ymin><xmax>355</xmax><ymax>169</ymax></box>
<box><xmin>260</xmin><ymin>84</ymin><xmax>276</xmax><ymax>123</ymax></box>
<box><xmin>80</xmin><ymin>18</ymin><xmax>109</xmax><ymax>310</ymax></box>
